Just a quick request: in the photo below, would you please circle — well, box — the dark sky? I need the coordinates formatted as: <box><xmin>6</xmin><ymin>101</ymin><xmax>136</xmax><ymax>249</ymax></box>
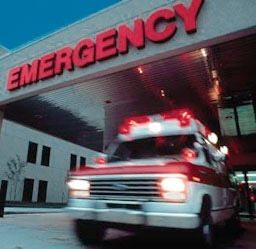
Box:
<box><xmin>0</xmin><ymin>0</ymin><xmax>121</xmax><ymax>50</ymax></box>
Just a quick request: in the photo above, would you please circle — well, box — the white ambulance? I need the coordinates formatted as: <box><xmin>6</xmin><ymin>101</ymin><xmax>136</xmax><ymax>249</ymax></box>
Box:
<box><xmin>67</xmin><ymin>109</ymin><xmax>239</xmax><ymax>247</ymax></box>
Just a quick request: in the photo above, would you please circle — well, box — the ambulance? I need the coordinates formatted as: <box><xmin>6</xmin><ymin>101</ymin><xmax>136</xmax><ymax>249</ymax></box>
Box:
<box><xmin>67</xmin><ymin>109</ymin><xmax>239</xmax><ymax>247</ymax></box>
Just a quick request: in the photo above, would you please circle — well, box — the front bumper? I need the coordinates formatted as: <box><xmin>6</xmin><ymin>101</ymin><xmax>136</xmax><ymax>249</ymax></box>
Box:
<box><xmin>66</xmin><ymin>199</ymin><xmax>200</xmax><ymax>229</ymax></box>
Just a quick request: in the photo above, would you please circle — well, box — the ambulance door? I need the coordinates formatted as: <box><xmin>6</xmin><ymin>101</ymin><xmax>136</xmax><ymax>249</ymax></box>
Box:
<box><xmin>203</xmin><ymin>143</ymin><xmax>226</xmax><ymax>211</ymax></box>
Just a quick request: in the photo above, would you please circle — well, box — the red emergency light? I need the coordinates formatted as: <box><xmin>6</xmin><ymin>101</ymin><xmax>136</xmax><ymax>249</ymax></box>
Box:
<box><xmin>160</xmin><ymin>109</ymin><xmax>193</xmax><ymax>127</ymax></box>
<box><xmin>118</xmin><ymin>115</ymin><xmax>150</xmax><ymax>135</ymax></box>
<box><xmin>182</xmin><ymin>148</ymin><xmax>198</xmax><ymax>161</ymax></box>
<box><xmin>95</xmin><ymin>157</ymin><xmax>107</xmax><ymax>165</ymax></box>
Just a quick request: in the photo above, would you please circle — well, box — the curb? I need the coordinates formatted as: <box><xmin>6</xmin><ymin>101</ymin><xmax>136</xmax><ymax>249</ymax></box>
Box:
<box><xmin>3</xmin><ymin>208</ymin><xmax>65</xmax><ymax>215</ymax></box>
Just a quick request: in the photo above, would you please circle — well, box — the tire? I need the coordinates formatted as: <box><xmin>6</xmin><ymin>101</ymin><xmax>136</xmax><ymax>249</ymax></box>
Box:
<box><xmin>198</xmin><ymin>218</ymin><xmax>215</xmax><ymax>248</ymax></box>
<box><xmin>74</xmin><ymin>219</ymin><xmax>105</xmax><ymax>245</ymax></box>
<box><xmin>197</xmin><ymin>197</ymin><xmax>215</xmax><ymax>248</ymax></box>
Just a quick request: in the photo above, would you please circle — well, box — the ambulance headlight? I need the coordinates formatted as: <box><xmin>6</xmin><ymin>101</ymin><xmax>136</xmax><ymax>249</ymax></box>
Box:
<box><xmin>67</xmin><ymin>179</ymin><xmax>90</xmax><ymax>198</ymax></box>
<box><xmin>160</xmin><ymin>175</ymin><xmax>187</xmax><ymax>202</ymax></box>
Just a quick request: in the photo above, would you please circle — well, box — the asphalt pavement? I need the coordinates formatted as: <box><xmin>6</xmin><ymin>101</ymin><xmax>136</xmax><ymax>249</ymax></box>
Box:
<box><xmin>0</xmin><ymin>213</ymin><xmax>255</xmax><ymax>249</ymax></box>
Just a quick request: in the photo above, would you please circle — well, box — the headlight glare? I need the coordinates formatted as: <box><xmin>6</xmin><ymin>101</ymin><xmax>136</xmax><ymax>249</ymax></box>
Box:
<box><xmin>67</xmin><ymin>179</ymin><xmax>90</xmax><ymax>191</ymax></box>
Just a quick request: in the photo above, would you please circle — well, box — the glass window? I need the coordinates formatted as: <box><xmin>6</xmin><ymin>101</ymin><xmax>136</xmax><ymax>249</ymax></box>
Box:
<box><xmin>80</xmin><ymin>157</ymin><xmax>86</xmax><ymax>169</ymax></box>
<box><xmin>41</xmin><ymin>146</ymin><xmax>51</xmax><ymax>166</ymax></box>
<box><xmin>27</xmin><ymin>142</ymin><xmax>38</xmax><ymax>164</ymax></box>
<box><xmin>70</xmin><ymin>154</ymin><xmax>77</xmax><ymax>171</ymax></box>
<box><xmin>109</xmin><ymin>135</ymin><xmax>196</xmax><ymax>162</ymax></box>
<box><xmin>37</xmin><ymin>180</ymin><xmax>48</xmax><ymax>203</ymax></box>
<box><xmin>22</xmin><ymin>178</ymin><xmax>34</xmax><ymax>202</ymax></box>
<box><xmin>237</xmin><ymin>104</ymin><xmax>256</xmax><ymax>135</ymax></box>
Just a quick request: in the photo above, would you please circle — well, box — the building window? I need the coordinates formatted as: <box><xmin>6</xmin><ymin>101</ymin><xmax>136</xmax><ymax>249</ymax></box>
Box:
<box><xmin>22</xmin><ymin>178</ymin><xmax>34</xmax><ymax>202</ymax></box>
<box><xmin>27</xmin><ymin>142</ymin><xmax>38</xmax><ymax>164</ymax></box>
<box><xmin>70</xmin><ymin>154</ymin><xmax>77</xmax><ymax>171</ymax></box>
<box><xmin>41</xmin><ymin>146</ymin><xmax>51</xmax><ymax>166</ymax></box>
<box><xmin>218</xmin><ymin>97</ymin><xmax>256</xmax><ymax>137</ymax></box>
<box><xmin>80</xmin><ymin>157</ymin><xmax>86</xmax><ymax>169</ymax></box>
<box><xmin>0</xmin><ymin>180</ymin><xmax>8</xmax><ymax>204</ymax></box>
<box><xmin>37</xmin><ymin>180</ymin><xmax>48</xmax><ymax>203</ymax></box>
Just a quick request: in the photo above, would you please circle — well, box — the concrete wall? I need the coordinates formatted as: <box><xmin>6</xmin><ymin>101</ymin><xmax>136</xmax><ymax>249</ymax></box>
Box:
<box><xmin>0</xmin><ymin>46</ymin><xmax>9</xmax><ymax>58</ymax></box>
<box><xmin>0</xmin><ymin>119</ymin><xmax>102</xmax><ymax>204</ymax></box>
<box><xmin>0</xmin><ymin>111</ymin><xmax>3</xmax><ymax>132</ymax></box>
<box><xmin>0</xmin><ymin>0</ymin><xmax>256</xmax><ymax>105</ymax></box>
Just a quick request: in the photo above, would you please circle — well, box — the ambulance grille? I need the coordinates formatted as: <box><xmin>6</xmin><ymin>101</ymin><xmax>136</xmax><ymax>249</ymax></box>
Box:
<box><xmin>89</xmin><ymin>177</ymin><xmax>161</xmax><ymax>200</ymax></box>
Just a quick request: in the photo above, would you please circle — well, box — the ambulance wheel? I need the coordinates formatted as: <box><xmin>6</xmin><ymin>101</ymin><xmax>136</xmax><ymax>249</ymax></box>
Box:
<box><xmin>74</xmin><ymin>220</ymin><xmax>105</xmax><ymax>245</ymax></box>
<box><xmin>197</xmin><ymin>197</ymin><xmax>215</xmax><ymax>248</ymax></box>
<box><xmin>198</xmin><ymin>219</ymin><xmax>215</xmax><ymax>248</ymax></box>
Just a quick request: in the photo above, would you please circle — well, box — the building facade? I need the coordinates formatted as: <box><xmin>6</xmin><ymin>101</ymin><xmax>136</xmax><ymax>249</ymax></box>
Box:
<box><xmin>0</xmin><ymin>0</ymin><xmax>256</xmax><ymax>209</ymax></box>
<box><xmin>0</xmin><ymin>120</ymin><xmax>101</xmax><ymax>204</ymax></box>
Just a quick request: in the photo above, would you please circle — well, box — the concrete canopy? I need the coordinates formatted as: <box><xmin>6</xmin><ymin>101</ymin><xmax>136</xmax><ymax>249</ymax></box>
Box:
<box><xmin>0</xmin><ymin>45</ymin><xmax>9</xmax><ymax>58</ymax></box>
<box><xmin>0</xmin><ymin>0</ymin><xmax>256</xmax><ymax>153</ymax></box>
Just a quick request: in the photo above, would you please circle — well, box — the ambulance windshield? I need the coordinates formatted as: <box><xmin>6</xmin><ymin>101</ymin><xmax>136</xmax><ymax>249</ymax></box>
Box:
<box><xmin>108</xmin><ymin>135</ymin><xmax>196</xmax><ymax>162</ymax></box>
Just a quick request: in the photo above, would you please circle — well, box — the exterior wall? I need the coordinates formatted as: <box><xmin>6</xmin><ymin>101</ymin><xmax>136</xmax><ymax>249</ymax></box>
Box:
<box><xmin>0</xmin><ymin>111</ymin><xmax>3</xmax><ymax>131</ymax></box>
<box><xmin>0</xmin><ymin>119</ymin><xmax>102</xmax><ymax>204</ymax></box>
<box><xmin>0</xmin><ymin>46</ymin><xmax>8</xmax><ymax>57</ymax></box>
<box><xmin>0</xmin><ymin>0</ymin><xmax>256</xmax><ymax>105</ymax></box>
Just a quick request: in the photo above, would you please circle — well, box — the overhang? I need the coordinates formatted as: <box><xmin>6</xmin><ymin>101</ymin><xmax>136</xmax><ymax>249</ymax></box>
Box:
<box><xmin>1</xmin><ymin>0</ymin><xmax>256</xmax><ymax>105</ymax></box>
<box><xmin>0</xmin><ymin>0</ymin><xmax>256</xmax><ymax>163</ymax></box>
